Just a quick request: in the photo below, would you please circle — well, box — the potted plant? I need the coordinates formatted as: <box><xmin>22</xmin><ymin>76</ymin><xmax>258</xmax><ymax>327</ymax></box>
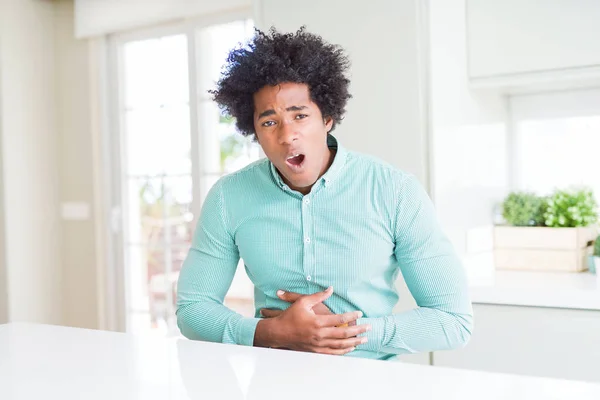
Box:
<box><xmin>501</xmin><ymin>191</ymin><xmax>546</xmax><ymax>227</ymax></box>
<box><xmin>494</xmin><ymin>188</ymin><xmax>599</xmax><ymax>272</ymax></box>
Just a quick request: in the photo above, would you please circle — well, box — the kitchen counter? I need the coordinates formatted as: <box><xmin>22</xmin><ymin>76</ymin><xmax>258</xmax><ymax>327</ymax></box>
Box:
<box><xmin>468</xmin><ymin>267</ymin><xmax>600</xmax><ymax>311</ymax></box>
<box><xmin>1</xmin><ymin>323</ymin><xmax>599</xmax><ymax>399</ymax></box>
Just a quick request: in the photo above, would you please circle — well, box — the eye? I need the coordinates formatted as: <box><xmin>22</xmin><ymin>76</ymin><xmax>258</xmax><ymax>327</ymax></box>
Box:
<box><xmin>261</xmin><ymin>120</ymin><xmax>276</xmax><ymax>127</ymax></box>
<box><xmin>295</xmin><ymin>114</ymin><xmax>308</xmax><ymax>120</ymax></box>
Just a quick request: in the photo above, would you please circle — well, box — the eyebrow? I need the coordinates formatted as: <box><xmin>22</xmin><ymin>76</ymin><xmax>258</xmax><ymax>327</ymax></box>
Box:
<box><xmin>257</xmin><ymin>105</ymin><xmax>308</xmax><ymax>119</ymax></box>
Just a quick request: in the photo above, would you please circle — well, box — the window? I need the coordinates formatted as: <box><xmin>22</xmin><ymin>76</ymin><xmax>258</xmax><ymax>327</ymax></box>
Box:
<box><xmin>510</xmin><ymin>88</ymin><xmax>600</xmax><ymax>202</ymax></box>
<box><xmin>111</xmin><ymin>18</ymin><xmax>259</xmax><ymax>336</ymax></box>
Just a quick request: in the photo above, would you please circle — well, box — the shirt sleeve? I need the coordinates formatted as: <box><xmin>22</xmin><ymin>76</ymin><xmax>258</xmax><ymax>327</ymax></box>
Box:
<box><xmin>356</xmin><ymin>174</ymin><xmax>473</xmax><ymax>356</ymax></box>
<box><xmin>176</xmin><ymin>179</ymin><xmax>260</xmax><ymax>346</ymax></box>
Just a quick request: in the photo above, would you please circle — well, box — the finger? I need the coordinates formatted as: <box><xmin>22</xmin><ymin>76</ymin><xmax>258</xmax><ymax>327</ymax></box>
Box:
<box><xmin>319</xmin><ymin>324</ymin><xmax>371</xmax><ymax>339</ymax></box>
<box><xmin>313</xmin><ymin>303</ymin><xmax>334</xmax><ymax>316</ymax></box>
<box><xmin>315</xmin><ymin>337</ymin><xmax>368</xmax><ymax>350</ymax></box>
<box><xmin>300</xmin><ymin>286</ymin><xmax>333</xmax><ymax>309</ymax></box>
<box><xmin>309</xmin><ymin>346</ymin><xmax>357</xmax><ymax>356</ymax></box>
<box><xmin>318</xmin><ymin>310</ymin><xmax>363</xmax><ymax>327</ymax></box>
<box><xmin>276</xmin><ymin>290</ymin><xmax>303</xmax><ymax>303</ymax></box>
<box><xmin>332</xmin><ymin>324</ymin><xmax>371</xmax><ymax>339</ymax></box>
<box><xmin>260</xmin><ymin>309</ymin><xmax>283</xmax><ymax>318</ymax></box>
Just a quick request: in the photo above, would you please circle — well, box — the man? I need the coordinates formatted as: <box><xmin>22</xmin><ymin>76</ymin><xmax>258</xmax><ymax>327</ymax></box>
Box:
<box><xmin>176</xmin><ymin>27</ymin><xmax>473</xmax><ymax>360</ymax></box>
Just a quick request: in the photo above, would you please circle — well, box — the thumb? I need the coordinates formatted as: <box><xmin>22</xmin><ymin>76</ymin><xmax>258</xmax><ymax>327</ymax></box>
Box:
<box><xmin>276</xmin><ymin>290</ymin><xmax>303</xmax><ymax>303</ymax></box>
<box><xmin>302</xmin><ymin>286</ymin><xmax>333</xmax><ymax>309</ymax></box>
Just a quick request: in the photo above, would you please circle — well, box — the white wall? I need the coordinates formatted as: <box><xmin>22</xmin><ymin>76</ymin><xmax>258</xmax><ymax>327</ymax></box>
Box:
<box><xmin>56</xmin><ymin>0</ymin><xmax>100</xmax><ymax>329</ymax></box>
<box><xmin>255</xmin><ymin>0</ymin><xmax>430</xmax><ymax>366</ymax></box>
<box><xmin>0</xmin><ymin>62</ymin><xmax>7</xmax><ymax>323</ymax></box>
<box><xmin>0</xmin><ymin>0</ymin><xmax>63</xmax><ymax>324</ymax></box>
<box><xmin>429</xmin><ymin>0</ymin><xmax>509</xmax><ymax>261</ymax></box>
<box><xmin>255</xmin><ymin>0</ymin><xmax>429</xmax><ymax>184</ymax></box>
<box><xmin>75</xmin><ymin>0</ymin><xmax>252</xmax><ymax>38</ymax></box>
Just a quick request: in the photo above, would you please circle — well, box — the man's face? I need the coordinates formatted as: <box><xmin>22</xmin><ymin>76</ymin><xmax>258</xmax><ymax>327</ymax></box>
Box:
<box><xmin>253</xmin><ymin>82</ymin><xmax>334</xmax><ymax>195</ymax></box>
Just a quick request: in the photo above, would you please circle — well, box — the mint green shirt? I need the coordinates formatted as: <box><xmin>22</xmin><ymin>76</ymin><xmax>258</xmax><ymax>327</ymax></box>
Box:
<box><xmin>176</xmin><ymin>135</ymin><xmax>473</xmax><ymax>360</ymax></box>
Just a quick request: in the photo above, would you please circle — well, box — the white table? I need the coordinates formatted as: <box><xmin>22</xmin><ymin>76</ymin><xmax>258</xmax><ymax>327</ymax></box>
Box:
<box><xmin>1</xmin><ymin>323</ymin><xmax>599</xmax><ymax>399</ymax></box>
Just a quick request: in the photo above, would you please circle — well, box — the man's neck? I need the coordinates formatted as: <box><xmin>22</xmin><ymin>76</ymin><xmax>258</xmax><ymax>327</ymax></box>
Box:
<box><xmin>291</xmin><ymin>146</ymin><xmax>336</xmax><ymax>195</ymax></box>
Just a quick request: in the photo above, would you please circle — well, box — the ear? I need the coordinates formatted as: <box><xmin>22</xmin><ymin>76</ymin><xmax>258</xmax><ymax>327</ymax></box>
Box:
<box><xmin>324</xmin><ymin>116</ymin><xmax>334</xmax><ymax>132</ymax></box>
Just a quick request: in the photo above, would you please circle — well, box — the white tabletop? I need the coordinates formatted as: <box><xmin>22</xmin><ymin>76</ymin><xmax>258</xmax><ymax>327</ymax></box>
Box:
<box><xmin>1</xmin><ymin>323</ymin><xmax>599</xmax><ymax>399</ymax></box>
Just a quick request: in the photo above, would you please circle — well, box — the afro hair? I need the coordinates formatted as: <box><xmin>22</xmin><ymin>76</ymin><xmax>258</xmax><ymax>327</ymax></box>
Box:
<box><xmin>209</xmin><ymin>26</ymin><xmax>352</xmax><ymax>137</ymax></box>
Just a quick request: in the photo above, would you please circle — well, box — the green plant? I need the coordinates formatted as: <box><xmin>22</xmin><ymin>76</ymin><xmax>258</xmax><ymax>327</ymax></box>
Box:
<box><xmin>501</xmin><ymin>192</ymin><xmax>546</xmax><ymax>226</ymax></box>
<box><xmin>594</xmin><ymin>234</ymin><xmax>600</xmax><ymax>257</ymax></box>
<box><xmin>544</xmin><ymin>188</ymin><xmax>598</xmax><ymax>227</ymax></box>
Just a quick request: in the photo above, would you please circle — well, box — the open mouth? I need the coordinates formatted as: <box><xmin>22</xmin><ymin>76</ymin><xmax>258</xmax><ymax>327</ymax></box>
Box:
<box><xmin>285</xmin><ymin>153</ymin><xmax>305</xmax><ymax>169</ymax></box>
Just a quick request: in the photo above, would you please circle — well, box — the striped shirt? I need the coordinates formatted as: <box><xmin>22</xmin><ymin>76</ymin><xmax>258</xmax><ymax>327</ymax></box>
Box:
<box><xmin>176</xmin><ymin>134</ymin><xmax>473</xmax><ymax>360</ymax></box>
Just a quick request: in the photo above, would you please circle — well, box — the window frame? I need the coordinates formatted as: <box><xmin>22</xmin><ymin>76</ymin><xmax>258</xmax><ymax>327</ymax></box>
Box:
<box><xmin>508</xmin><ymin>88</ymin><xmax>600</xmax><ymax>194</ymax></box>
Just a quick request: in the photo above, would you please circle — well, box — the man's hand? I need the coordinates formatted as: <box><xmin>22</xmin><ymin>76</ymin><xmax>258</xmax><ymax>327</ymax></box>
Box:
<box><xmin>260</xmin><ymin>289</ymin><xmax>333</xmax><ymax>318</ymax></box>
<box><xmin>261</xmin><ymin>289</ymin><xmax>354</xmax><ymax>327</ymax></box>
<box><xmin>253</xmin><ymin>286</ymin><xmax>370</xmax><ymax>355</ymax></box>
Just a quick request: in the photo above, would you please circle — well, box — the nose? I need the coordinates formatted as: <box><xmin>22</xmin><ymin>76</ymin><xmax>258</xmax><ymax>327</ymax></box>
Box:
<box><xmin>277</xmin><ymin>118</ymin><xmax>299</xmax><ymax>145</ymax></box>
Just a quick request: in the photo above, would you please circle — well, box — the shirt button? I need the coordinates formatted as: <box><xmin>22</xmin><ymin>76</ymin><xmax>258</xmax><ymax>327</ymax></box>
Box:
<box><xmin>305</xmin><ymin>237</ymin><xmax>311</xmax><ymax>244</ymax></box>
<box><xmin>306</xmin><ymin>275</ymin><xmax>312</xmax><ymax>281</ymax></box>
<box><xmin>303</xmin><ymin>198</ymin><xmax>310</xmax><ymax>205</ymax></box>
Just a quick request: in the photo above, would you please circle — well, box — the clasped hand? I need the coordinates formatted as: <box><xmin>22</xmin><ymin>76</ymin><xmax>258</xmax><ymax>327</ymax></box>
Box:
<box><xmin>255</xmin><ymin>286</ymin><xmax>370</xmax><ymax>355</ymax></box>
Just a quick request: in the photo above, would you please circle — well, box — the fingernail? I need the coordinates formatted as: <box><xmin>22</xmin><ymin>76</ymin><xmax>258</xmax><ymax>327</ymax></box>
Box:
<box><xmin>276</xmin><ymin>290</ymin><xmax>284</xmax><ymax>296</ymax></box>
<box><xmin>366</xmin><ymin>325</ymin><xmax>372</xmax><ymax>331</ymax></box>
<box><xmin>361</xmin><ymin>337</ymin><xmax>368</xmax><ymax>344</ymax></box>
<box><xmin>259</xmin><ymin>310</ymin><xmax>264</xmax><ymax>316</ymax></box>
<box><xmin>325</xmin><ymin>286</ymin><xmax>333</xmax><ymax>292</ymax></box>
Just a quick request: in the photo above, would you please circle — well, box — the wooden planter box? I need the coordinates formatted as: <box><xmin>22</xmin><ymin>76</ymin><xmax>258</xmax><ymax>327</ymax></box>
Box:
<box><xmin>493</xmin><ymin>226</ymin><xmax>598</xmax><ymax>272</ymax></box>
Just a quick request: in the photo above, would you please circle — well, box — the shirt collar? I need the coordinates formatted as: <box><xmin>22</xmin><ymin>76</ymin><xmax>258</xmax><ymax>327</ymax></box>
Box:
<box><xmin>320</xmin><ymin>134</ymin><xmax>347</xmax><ymax>186</ymax></box>
<box><xmin>269</xmin><ymin>133</ymin><xmax>348</xmax><ymax>190</ymax></box>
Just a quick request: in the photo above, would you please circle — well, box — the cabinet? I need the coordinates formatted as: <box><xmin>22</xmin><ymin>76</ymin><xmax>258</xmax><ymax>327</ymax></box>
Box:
<box><xmin>466</xmin><ymin>0</ymin><xmax>600</xmax><ymax>90</ymax></box>
<box><xmin>434</xmin><ymin>304</ymin><xmax>600</xmax><ymax>383</ymax></box>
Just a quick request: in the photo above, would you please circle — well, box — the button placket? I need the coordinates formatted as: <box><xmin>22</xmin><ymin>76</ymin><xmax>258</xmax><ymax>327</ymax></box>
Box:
<box><xmin>301</xmin><ymin>195</ymin><xmax>314</xmax><ymax>287</ymax></box>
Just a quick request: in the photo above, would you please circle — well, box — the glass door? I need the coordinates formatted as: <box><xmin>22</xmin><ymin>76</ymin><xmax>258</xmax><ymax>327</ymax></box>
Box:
<box><xmin>119</xmin><ymin>33</ymin><xmax>193</xmax><ymax>336</ymax></box>
<box><xmin>112</xmin><ymin>19</ymin><xmax>258</xmax><ymax>336</ymax></box>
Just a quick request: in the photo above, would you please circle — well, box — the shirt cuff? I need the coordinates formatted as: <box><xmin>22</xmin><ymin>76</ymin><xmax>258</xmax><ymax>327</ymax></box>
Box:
<box><xmin>236</xmin><ymin>317</ymin><xmax>261</xmax><ymax>346</ymax></box>
<box><xmin>356</xmin><ymin>317</ymin><xmax>386</xmax><ymax>353</ymax></box>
